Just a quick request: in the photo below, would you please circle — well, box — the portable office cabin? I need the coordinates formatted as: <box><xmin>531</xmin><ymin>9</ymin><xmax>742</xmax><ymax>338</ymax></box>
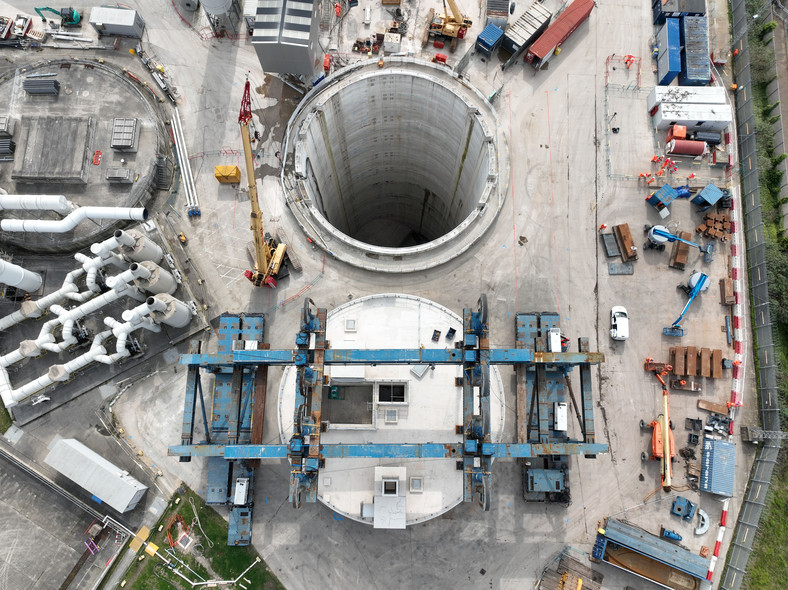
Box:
<box><xmin>44</xmin><ymin>438</ymin><xmax>147</xmax><ymax>513</ymax></box>
<box><xmin>89</xmin><ymin>7</ymin><xmax>145</xmax><ymax>38</ymax></box>
<box><xmin>525</xmin><ymin>0</ymin><xmax>594</xmax><ymax>68</ymax></box>
<box><xmin>652</xmin><ymin>0</ymin><xmax>705</xmax><ymax>25</ymax></box>
<box><xmin>653</xmin><ymin>102</ymin><xmax>732</xmax><ymax>131</ymax></box>
<box><xmin>486</xmin><ymin>0</ymin><xmax>510</xmax><ymax>29</ymax></box>
<box><xmin>656</xmin><ymin>18</ymin><xmax>681</xmax><ymax>85</ymax></box>
<box><xmin>647</xmin><ymin>85</ymin><xmax>728</xmax><ymax>111</ymax></box>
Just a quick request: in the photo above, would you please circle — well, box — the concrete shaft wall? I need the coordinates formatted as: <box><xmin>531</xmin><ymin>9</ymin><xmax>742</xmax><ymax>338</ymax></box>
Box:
<box><xmin>300</xmin><ymin>72</ymin><xmax>489</xmax><ymax>247</ymax></box>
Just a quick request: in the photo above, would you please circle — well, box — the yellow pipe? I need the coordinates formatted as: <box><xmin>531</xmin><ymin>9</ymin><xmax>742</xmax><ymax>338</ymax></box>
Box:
<box><xmin>662</xmin><ymin>391</ymin><xmax>672</xmax><ymax>489</ymax></box>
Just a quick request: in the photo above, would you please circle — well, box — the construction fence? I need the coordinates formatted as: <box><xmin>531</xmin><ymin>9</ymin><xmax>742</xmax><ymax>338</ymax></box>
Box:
<box><xmin>720</xmin><ymin>1</ymin><xmax>784</xmax><ymax>589</ymax></box>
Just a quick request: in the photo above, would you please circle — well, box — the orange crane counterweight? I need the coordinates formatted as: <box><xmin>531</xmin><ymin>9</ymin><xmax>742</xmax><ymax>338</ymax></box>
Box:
<box><xmin>239</xmin><ymin>79</ymin><xmax>286</xmax><ymax>288</ymax></box>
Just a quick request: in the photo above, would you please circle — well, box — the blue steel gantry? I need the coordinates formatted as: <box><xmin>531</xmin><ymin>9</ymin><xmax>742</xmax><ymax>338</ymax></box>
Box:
<box><xmin>170</xmin><ymin>296</ymin><xmax>608</xmax><ymax>542</ymax></box>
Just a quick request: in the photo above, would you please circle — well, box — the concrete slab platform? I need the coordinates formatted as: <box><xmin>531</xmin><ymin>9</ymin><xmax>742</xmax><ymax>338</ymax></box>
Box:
<box><xmin>11</xmin><ymin>115</ymin><xmax>94</xmax><ymax>184</ymax></box>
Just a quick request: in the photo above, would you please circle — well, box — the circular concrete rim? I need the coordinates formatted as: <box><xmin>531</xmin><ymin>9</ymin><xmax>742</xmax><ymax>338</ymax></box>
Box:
<box><xmin>0</xmin><ymin>58</ymin><xmax>164</xmax><ymax>253</ymax></box>
<box><xmin>277</xmin><ymin>293</ymin><xmax>506</xmax><ymax>526</ymax></box>
<box><xmin>280</xmin><ymin>58</ymin><xmax>509</xmax><ymax>273</ymax></box>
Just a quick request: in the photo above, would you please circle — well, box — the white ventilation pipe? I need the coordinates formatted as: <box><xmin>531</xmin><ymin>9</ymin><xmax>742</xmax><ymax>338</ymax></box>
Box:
<box><xmin>0</xmin><ymin>268</ymin><xmax>87</xmax><ymax>331</ymax></box>
<box><xmin>75</xmin><ymin>250</ymin><xmax>126</xmax><ymax>294</ymax></box>
<box><xmin>0</xmin><ymin>195</ymin><xmax>74</xmax><ymax>215</ymax></box>
<box><xmin>46</xmin><ymin>330</ymin><xmax>113</xmax><ymax>386</ymax></box>
<box><xmin>1</xmin><ymin>207</ymin><xmax>148</xmax><ymax>233</ymax></box>
<box><xmin>0</xmin><ymin>259</ymin><xmax>43</xmax><ymax>292</ymax></box>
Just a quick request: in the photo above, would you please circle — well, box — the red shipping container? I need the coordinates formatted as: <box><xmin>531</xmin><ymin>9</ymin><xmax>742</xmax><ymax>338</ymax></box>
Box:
<box><xmin>433</xmin><ymin>40</ymin><xmax>445</xmax><ymax>48</ymax></box>
<box><xmin>434</xmin><ymin>53</ymin><xmax>447</xmax><ymax>63</ymax></box>
<box><xmin>526</xmin><ymin>0</ymin><xmax>594</xmax><ymax>64</ymax></box>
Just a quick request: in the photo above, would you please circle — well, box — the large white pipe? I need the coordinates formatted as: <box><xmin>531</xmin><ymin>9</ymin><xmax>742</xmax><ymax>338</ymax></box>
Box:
<box><xmin>0</xmin><ymin>195</ymin><xmax>74</xmax><ymax>215</ymax></box>
<box><xmin>0</xmin><ymin>268</ymin><xmax>86</xmax><ymax>331</ymax></box>
<box><xmin>0</xmin><ymin>259</ymin><xmax>43</xmax><ymax>292</ymax></box>
<box><xmin>1</xmin><ymin>207</ymin><xmax>148</xmax><ymax>233</ymax></box>
<box><xmin>172</xmin><ymin>107</ymin><xmax>199</xmax><ymax>209</ymax></box>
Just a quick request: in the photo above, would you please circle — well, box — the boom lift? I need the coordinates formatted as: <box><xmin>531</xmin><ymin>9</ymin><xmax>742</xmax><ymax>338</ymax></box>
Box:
<box><xmin>647</xmin><ymin>369</ymin><xmax>674</xmax><ymax>491</ymax></box>
<box><xmin>429</xmin><ymin>0</ymin><xmax>472</xmax><ymax>51</ymax></box>
<box><xmin>238</xmin><ymin>79</ymin><xmax>287</xmax><ymax>288</ymax></box>
<box><xmin>646</xmin><ymin>224</ymin><xmax>714</xmax><ymax>262</ymax></box>
<box><xmin>663</xmin><ymin>271</ymin><xmax>710</xmax><ymax>336</ymax></box>
<box><xmin>34</xmin><ymin>7</ymin><xmax>81</xmax><ymax>27</ymax></box>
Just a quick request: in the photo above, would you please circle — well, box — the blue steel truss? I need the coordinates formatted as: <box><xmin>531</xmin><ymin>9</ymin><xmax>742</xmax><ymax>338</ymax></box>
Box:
<box><xmin>170</xmin><ymin>296</ymin><xmax>608</xmax><ymax>518</ymax></box>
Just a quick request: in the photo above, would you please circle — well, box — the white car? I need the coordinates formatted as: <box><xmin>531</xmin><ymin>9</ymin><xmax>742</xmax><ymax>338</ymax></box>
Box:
<box><xmin>610</xmin><ymin>306</ymin><xmax>629</xmax><ymax>341</ymax></box>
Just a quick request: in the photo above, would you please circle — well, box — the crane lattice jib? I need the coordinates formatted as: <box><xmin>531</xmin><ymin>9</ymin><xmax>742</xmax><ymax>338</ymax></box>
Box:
<box><xmin>239</xmin><ymin>80</ymin><xmax>252</xmax><ymax>125</ymax></box>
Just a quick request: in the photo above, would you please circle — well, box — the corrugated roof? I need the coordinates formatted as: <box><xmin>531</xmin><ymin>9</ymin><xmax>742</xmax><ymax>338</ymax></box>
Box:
<box><xmin>252</xmin><ymin>0</ymin><xmax>314</xmax><ymax>46</ymax></box>
<box><xmin>681</xmin><ymin>16</ymin><xmax>710</xmax><ymax>84</ymax></box>
<box><xmin>528</xmin><ymin>0</ymin><xmax>594</xmax><ymax>60</ymax></box>
<box><xmin>44</xmin><ymin>438</ymin><xmax>147</xmax><ymax>513</ymax></box>
<box><xmin>701</xmin><ymin>438</ymin><xmax>735</xmax><ymax>497</ymax></box>
<box><xmin>89</xmin><ymin>7</ymin><xmax>138</xmax><ymax>26</ymax></box>
<box><xmin>503</xmin><ymin>2</ymin><xmax>552</xmax><ymax>46</ymax></box>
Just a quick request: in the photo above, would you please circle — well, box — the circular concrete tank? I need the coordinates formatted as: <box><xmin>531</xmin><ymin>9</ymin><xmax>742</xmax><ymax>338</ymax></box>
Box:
<box><xmin>281</xmin><ymin>59</ymin><xmax>508</xmax><ymax>272</ymax></box>
<box><xmin>278</xmin><ymin>294</ymin><xmax>505</xmax><ymax>526</ymax></box>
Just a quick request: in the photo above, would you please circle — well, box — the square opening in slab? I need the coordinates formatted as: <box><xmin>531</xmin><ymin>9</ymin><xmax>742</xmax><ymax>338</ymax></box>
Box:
<box><xmin>383</xmin><ymin>479</ymin><xmax>398</xmax><ymax>496</ymax></box>
<box><xmin>378</xmin><ymin>383</ymin><xmax>406</xmax><ymax>403</ymax></box>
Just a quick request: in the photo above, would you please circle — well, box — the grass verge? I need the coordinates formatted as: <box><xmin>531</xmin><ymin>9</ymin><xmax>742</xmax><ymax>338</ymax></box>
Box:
<box><xmin>108</xmin><ymin>485</ymin><xmax>284</xmax><ymax>590</ymax></box>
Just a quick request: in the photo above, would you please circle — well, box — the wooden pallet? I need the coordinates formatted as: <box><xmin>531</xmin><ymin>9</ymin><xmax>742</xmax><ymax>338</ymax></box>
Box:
<box><xmin>669</xmin><ymin>231</ymin><xmax>692</xmax><ymax>270</ymax></box>
<box><xmin>613</xmin><ymin>223</ymin><xmax>638</xmax><ymax>262</ymax></box>
<box><xmin>698</xmin><ymin>399</ymin><xmax>729</xmax><ymax>414</ymax></box>
<box><xmin>719</xmin><ymin>277</ymin><xmax>734</xmax><ymax>305</ymax></box>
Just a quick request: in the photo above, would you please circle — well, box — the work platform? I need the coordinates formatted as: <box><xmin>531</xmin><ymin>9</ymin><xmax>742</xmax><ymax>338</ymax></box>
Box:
<box><xmin>170</xmin><ymin>295</ymin><xmax>608</xmax><ymax>537</ymax></box>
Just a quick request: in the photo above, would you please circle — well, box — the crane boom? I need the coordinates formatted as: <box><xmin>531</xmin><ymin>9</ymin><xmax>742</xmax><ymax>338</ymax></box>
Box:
<box><xmin>239</xmin><ymin>79</ymin><xmax>286</xmax><ymax>288</ymax></box>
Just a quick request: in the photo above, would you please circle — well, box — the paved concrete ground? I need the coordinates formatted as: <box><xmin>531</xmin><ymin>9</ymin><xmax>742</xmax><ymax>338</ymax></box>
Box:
<box><xmin>0</xmin><ymin>449</ymin><xmax>99</xmax><ymax>589</ymax></box>
<box><xmin>0</xmin><ymin>0</ymin><xmax>759</xmax><ymax>588</ymax></box>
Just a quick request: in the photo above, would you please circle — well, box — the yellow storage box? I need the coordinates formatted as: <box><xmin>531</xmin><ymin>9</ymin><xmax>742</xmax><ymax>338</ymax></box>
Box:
<box><xmin>214</xmin><ymin>165</ymin><xmax>241</xmax><ymax>184</ymax></box>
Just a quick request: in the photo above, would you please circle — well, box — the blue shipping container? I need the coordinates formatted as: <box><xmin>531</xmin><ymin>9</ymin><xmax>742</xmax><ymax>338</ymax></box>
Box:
<box><xmin>680</xmin><ymin>15</ymin><xmax>710</xmax><ymax>85</ymax></box>
<box><xmin>657</xmin><ymin>18</ymin><xmax>681</xmax><ymax>85</ymax></box>
<box><xmin>701</xmin><ymin>438</ymin><xmax>735</xmax><ymax>497</ymax></box>
<box><xmin>476</xmin><ymin>23</ymin><xmax>505</xmax><ymax>57</ymax></box>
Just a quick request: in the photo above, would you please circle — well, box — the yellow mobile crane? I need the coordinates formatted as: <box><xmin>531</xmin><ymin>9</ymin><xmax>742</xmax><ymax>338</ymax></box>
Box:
<box><xmin>239</xmin><ymin>79</ymin><xmax>287</xmax><ymax>288</ymax></box>
<box><xmin>429</xmin><ymin>0</ymin><xmax>473</xmax><ymax>51</ymax></box>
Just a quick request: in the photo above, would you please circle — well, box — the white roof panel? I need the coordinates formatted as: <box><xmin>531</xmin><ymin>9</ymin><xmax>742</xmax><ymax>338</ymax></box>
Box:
<box><xmin>44</xmin><ymin>438</ymin><xmax>147</xmax><ymax>513</ymax></box>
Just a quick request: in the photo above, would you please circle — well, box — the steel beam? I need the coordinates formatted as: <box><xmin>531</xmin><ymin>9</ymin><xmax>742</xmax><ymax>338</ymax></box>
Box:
<box><xmin>167</xmin><ymin>442</ymin><xmax>610</xmax><ymax>459</ymax></box>
<box><xmin>180</xmin><ymin>348</ymin><xmax>605</xmax><ymax>367</ymax></box>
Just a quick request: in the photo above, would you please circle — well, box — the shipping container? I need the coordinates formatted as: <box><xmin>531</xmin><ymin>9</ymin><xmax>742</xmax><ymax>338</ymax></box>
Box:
<box><xmin>476</xmin><ymin>23</ymin><xmax>505</xmax><ymax>57</ymax></box>
<box><xmin>701</xmin><ymin>438</ymin><xmax>735</xmax><ymax>497</ymax></box>
<box><xmin>666</xmin><ymin>139</ymin><xmax>708</xmax><ymax>156</ymax></box>
<box><xmin>500</xmin><ymin>1</ymin><xmax>552</xmax><ymax>65</ymax></box>
<box><xmin>656</xmin><ymin>18</ymin><xmax>681</xmax><ymax>85</ymax></box>
<box><xmin>89</xmin><ymin>7</ymin><xmax>145</xmax><ymax>38</ymax></box>
<box><xmin>679</xmin><ymin>16</ymin><xmax>710</xmax><ymax>86</ymax></box>
<box><xmin>694</xmin><ymin>130</ymin><xmax>722</xmax><ymax>144</ymax></box>
<box><xmin>647</xmin><ymin>85</ymin><xmax>727</xmax><ymax>111</ymax></box>
<box><xmin>652</xmin><ymin>0</ymin><xmax>705</xmax><ymax>25</ymax></box>
<box><xmin>486</xmin><ymin>0</ymin><xmax>510</xmax><ymax>29</ymax></box>
<box><xmin>44</xmin><ymin>439</ymin><xmax>148</xmax><ymax>513</ymax></box>
<box><xmin>653</xmin><ymin>102</ymin><xmax>732</xmax><ymax>131</ymax></box>
<box><xmin>525</xmin><ymin>0</ymin><xmax>595</xmax><ymax>68</ymax></box>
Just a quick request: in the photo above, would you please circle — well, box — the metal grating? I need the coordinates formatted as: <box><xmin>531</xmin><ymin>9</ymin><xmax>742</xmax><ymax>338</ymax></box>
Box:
<box><xmin>110</xmin><ymin>117</ymin><xmax>139</xmax><ymax>151</ymax></box>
